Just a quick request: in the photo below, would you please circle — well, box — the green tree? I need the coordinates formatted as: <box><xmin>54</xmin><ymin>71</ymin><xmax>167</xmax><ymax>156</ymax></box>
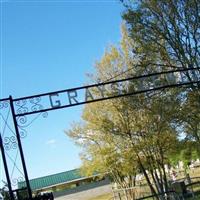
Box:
<box><xmin>181</xmin><ymin>90</ymin><xmax>200</xmax><ymax>154</ymax></box>
<box><xmin>122</xmin><ymin>0</ymin><xmax>200</xmax><ymax>73</ymax></box>
<box><xmin>169</xmin><ymin>140</ymin><xmax>199</xmax><ymax>169</ymax></box>
<box><xmin>66</xmin><ymin>26</ymin><xmax>180</xmax><ymax>199</ymax></box>
<box><xmin>0</xmin><ymin>184</ymin><xmax>12</xmax><ymax>200</ymax></box>
<box><xmin>122</xmin><ymin>0</ymin><xmax>200</xmax><ymax>167</ymax></box>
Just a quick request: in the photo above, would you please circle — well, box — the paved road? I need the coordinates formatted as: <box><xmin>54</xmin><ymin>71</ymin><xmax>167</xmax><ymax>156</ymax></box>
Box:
<box><xmin>54</xmin><ymin>184</ymin><xmax>112</xmax><ymax>200</ymax></box>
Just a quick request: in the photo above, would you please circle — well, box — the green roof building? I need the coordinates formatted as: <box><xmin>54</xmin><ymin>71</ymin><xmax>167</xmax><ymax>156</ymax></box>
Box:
<box><xmin>18</xmin><ymin>169</ymin><xmax>110</xmax><ymax>198</ymax></box>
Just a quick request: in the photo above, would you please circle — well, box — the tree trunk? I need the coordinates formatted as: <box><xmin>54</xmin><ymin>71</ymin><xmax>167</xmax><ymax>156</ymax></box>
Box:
<box><xmin>137</xmin><ymin>155</ymin><xmax>159</xmax><ymax>199</ymax></box>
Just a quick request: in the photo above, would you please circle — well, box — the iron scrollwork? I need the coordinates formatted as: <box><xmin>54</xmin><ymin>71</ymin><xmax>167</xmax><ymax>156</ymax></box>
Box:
<box><xmin>16</xmin><ymin>116</ymin><xmax>28</xmax><ymax>138</ymax></box>
<box><xmin>4</xmin><ymin>136</ymin><xmax>18</xmax><ymax>151</ymax></box>
<box><xmin>12</xmin><ymin>177</ymin><xmax>24</xmax><ymax>186</ymax></box>
<box><xmin>16</xmin><ymin>112</ymin><xmax>48</xmax><ymax>131</ymax></box>
<box><xmin>0</xmin><ymin>100</ymin><xmax>9</xmax><ymax>109</ymax></box>
<box><xmin>41</xmin><ymin>111</ymin><xmax>48</xmax><ymax>118</ymax></box>
<box><xmin>15</xmin><ymin>96</ymin><xmax>45</xmax><ymax>115</ymax></box>
<box><xmin>30</xmin><ymin>97</ymin><xmax>43</xmax><ymax>112</ymax></box>
<box><xmin>15</xmin><ymin>100</ymin><xmax>28</xmax><ymax>115</ymax></box>
<box><xmin>15</xmin><ymin>97</ymin><xmax>48</xmax><ymax>138</ymax></box>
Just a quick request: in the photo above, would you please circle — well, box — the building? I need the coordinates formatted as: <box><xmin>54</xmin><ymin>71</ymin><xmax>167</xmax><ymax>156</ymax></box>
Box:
<box><xmin>18</xmin><ymin>169</ymin><xmax>111</xmax><ymax>199</ymax></box>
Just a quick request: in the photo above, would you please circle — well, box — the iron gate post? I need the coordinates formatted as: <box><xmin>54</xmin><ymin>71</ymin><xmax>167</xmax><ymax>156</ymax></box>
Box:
<box><xmin>9</xmin><ymin>96</ymin><xmax>32</xmax><ymax>199</ymax></box>
<box><xmin>0</xmin><ymin>134</ymin><xmax>15</xmax><ymax>200</ymax></box>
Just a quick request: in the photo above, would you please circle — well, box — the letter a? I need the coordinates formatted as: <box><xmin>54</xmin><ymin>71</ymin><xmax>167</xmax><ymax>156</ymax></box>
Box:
<box><xmin>85</xmin><ymin>88</ymin><xmax>94</xmax><ymax>101</ymax></box>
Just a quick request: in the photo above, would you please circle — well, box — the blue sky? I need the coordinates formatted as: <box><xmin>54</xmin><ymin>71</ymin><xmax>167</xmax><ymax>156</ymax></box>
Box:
<box><xmin>0</xmin><ymin>0</ymin><xmax>124</xmax><ymax>185</ymax></box>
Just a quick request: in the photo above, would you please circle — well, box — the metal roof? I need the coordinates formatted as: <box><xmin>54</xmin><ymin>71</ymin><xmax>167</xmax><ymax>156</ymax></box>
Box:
<box><xmin>18</xmin><ymin>169</ymin><xmax>92</xmax><ymax>191</ymax></box>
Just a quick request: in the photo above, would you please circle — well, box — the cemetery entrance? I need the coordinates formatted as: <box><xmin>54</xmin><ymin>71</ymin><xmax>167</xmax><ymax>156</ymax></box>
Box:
<box><xmin>0</xmin><ymin>67</ymin><xmax>200</xmax><ymax>200</ymax></box>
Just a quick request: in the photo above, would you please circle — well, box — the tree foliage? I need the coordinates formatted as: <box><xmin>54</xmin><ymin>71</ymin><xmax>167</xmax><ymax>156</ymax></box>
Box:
<box><xmin>122</xmin><ymin>0</ymin><xmax>200</xmax><ymax>71</ymax></box>
<box><xmin>66</xmin><ymin>26</ymin><xmax>182</xmax><ymax>199</ymax></box>
<box><xmin>122</xmin><ymin>0</ymin><xmax>200</xmax><ymax>155</ymax></box>
<box><xmin>66</xmin><ymin>1</ymin><xmax>200</xmax><ymax>199</ymax></box>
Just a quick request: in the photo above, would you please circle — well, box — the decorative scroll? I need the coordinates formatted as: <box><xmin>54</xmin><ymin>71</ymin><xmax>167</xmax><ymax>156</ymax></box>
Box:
<box><xmin>17</xmin><ymin>112</ymin><xmax>48</xmax><ymax>127</ymax></box>
<box><xmin>15</xmin><ymin>97</ymin><xmax>44</xmax><ymax>115</ymax></box>
<box><xmin>15</xmin><ymin>97</ymin><xmax>49</xmax><ymax>117</ymax></box>
<box><xmin>0</xmin><ymin>101</ymin><xmax>27</xmax><ymax>192</ymax></box>
<box><xmin>12</xmin><ymin>177</ymin><xmax>24</xmax><ymax>186</ymax></box>
<box><xmin>4</xmin><ymin>136</ymin><xmax>18</xmax><ymax>151</ymax></box>
<box><xmin>16</xmin><ymin>112</ymin><xmax>48</xmax><ymax>138</ymax></box>
<box><xmin>30</xmin><ymin>97</ymin><xmax>43</xmax><ymax>112</ymax></box>
<box><xmin>16</xmin><ymin>116</ymin><xmax>28</xmax><ymax>138</ymax></box>
<box><xmin>0</xmin><ymin>100</ymin><xmax>9</xmax><ymax>109</ymax></box>
<box><xmin>19</xmin><ymin>127</ymin><xmax>27</xmax><ymax>139</ymax></box>
<box><xmin>17</xmin><ymin>116</ymin><xmax>27</xmax><ymax>126</ymax></box>
<box><xmin>15</xmin><ymin>100</ymin><xmax>28</xmax><ymax>115</ymax></box>
<box><xmin>41</xmin><ymin>111</ymin><xmax>48</xmax><ymax>118</ymax></box>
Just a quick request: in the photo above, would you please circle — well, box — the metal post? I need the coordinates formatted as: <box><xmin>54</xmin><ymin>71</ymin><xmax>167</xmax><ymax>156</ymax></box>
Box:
<box><xmin>0</xmin><ymin>134</ymin><xmax>15</xmax><ymax>200</ymax></box>
<box><xmin>9</xmin><ymin>96</ymin><xmax>32</xmax><ymax>199</ymax></box>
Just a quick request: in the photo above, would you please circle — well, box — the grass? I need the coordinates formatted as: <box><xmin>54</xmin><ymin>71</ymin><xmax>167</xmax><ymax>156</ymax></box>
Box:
<box><xmin>87</xmin><ymin>193</ymin><xmax>112</xmax><ymax>200</ymax></box>
<box><xmin>87</xmin><ymin>167</ymin><xmax>200</xmax><ymax>200</ymax></box>
<box><xmin>187</xmin><ymin>193</ymin><xmax>200</xmax><ymax>200</ymax></box>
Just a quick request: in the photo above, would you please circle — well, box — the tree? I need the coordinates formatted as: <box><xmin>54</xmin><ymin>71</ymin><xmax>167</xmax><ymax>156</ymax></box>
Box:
<box><xmin>180</xmin><ymin>90</ymin><xmax>200</xmax><ymax>154</ymax></box>
<box><xmin>68</xmin><ymin>119</ymin><xmax>139</xmax><ymax>197</ymax></box>
<box><xmin>0</xmin><ymin>184</ymin><xmax>12</xmax><ymax>200</ymax></box>
<box><xmin>122</xmin><ymin>0</ymin><xmax>200</xmax><ymax>73</ymax></box>
<box><xmin>66</xmin><ymin>25</ymin><xmax>180</xmax><ymax>199</ymax></box>
<box><xmin>66</xmin><ymin>26</ymin><xmax>140</xmax><ymax>199</ymax></box>
<box><xmin>121</xmin><ymin>0</ymin><xmax>200</xmax><ymax>163</ymax></box>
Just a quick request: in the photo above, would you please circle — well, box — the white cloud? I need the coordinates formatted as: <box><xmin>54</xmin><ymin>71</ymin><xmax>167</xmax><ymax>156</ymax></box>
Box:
<box><xmin>46</xmin><ymin>139</ymin><xmax>56</xmax><ymax>145</ymax></box>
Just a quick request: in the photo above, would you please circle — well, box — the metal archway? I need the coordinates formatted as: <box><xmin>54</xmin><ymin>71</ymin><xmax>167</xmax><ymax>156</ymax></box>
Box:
<box><xmin>0</xmin><ymin>67</ymin><xmax>200</xmax><ymax>199</ymax></box>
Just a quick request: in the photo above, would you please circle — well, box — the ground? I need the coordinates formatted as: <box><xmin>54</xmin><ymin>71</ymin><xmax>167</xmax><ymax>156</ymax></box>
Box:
<box><xmin>88</xmin><ymin>193</ymin><xmax>112</xmax><ymax>200</ymax></box>
<box><xmin>54</xmin><ymin>166</ymin><xmax>200</xmax><ymax>200</ymax></box>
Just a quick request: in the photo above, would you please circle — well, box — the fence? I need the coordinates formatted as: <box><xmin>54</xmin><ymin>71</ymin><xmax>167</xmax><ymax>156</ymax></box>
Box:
<box><xmin>112</xmin><ymin>185</ymin><xmax>151</xmax><ymax>200</ymax></box>
<box><xmin>112</xmin><ymin>176</ymin><xmax>200</xmax><ymax>200</ymax></box>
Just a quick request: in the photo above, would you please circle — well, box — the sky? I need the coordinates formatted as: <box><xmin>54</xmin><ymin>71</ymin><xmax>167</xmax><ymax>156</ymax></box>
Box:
<box><xmin>0</xmin><ymin>0</ymin><xmax>124</xmax><ymax>188</ymax></box>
